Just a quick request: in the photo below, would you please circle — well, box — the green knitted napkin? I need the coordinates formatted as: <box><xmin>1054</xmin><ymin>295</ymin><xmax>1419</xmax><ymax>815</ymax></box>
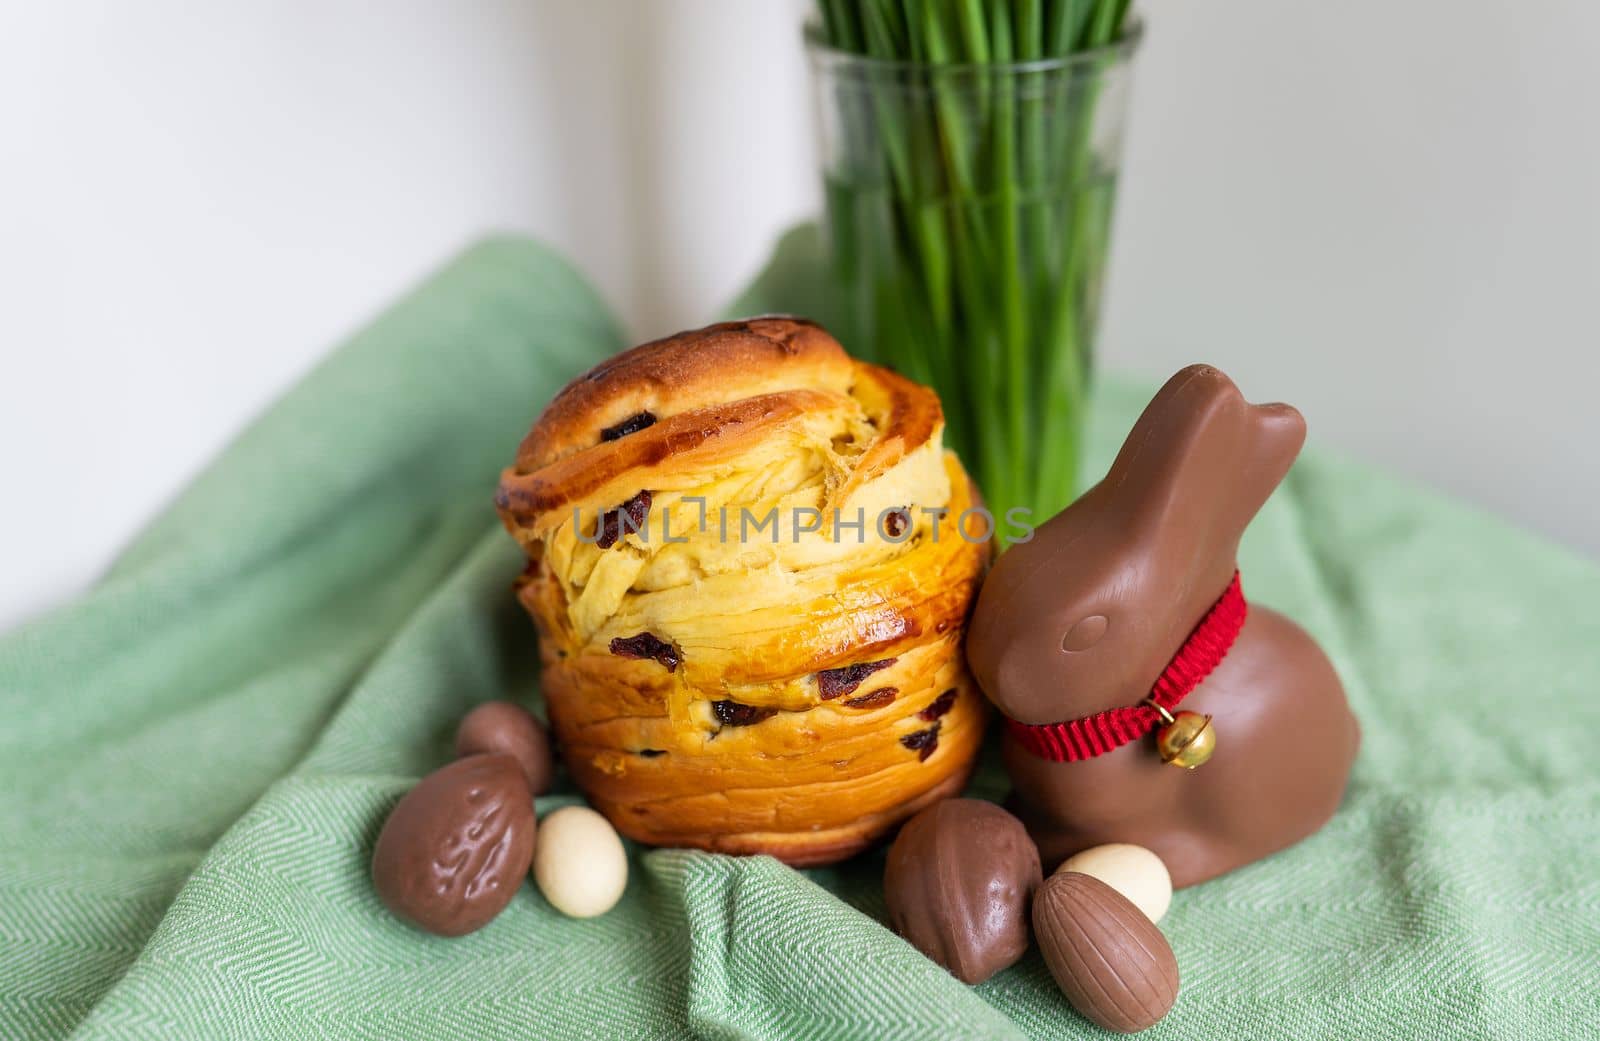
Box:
<box><xmin>1</xmin><ymin>230</ymin><xmax>1595</xmax><ymax>1040</ymax></box>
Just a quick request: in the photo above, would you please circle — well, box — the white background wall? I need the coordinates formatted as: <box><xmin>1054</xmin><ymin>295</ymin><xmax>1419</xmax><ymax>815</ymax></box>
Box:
<box><xmin>2</xmin><ymin>0</ymin><xmax>1597</xmax><ymax>632</ymax></box>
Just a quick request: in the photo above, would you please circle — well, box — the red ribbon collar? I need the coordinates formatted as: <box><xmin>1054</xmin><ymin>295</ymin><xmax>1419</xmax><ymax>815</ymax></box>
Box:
<box><xmin>1005</xmin><ymin>572</ymin><xmax>1247</xmax><ymax>762</ymax></box>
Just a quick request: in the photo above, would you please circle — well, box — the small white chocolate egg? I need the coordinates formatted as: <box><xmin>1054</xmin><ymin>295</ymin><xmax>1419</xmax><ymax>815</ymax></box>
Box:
<box><xmin>533</xmin><ymin>806</ymin><xmax>628</xmax><ymax>918</ymax></box>
<box><xmin>1055</xmin><ymin>843</ymin><xmax>1172</xmax><ymax>924</ymax></box>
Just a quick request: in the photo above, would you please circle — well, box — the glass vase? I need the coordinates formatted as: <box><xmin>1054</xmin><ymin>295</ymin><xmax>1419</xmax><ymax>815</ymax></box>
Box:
<box><xmin>807</xmin><ymin>27</ymin><xmax>1142</xmax><ymax>541</ymax></box>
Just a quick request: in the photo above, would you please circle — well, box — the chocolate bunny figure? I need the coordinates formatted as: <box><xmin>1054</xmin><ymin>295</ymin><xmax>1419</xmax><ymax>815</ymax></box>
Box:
<box><xmin>966</xmin><ymin>365</ymin><xmax>1359</xmax><ymax>888</ymax></box>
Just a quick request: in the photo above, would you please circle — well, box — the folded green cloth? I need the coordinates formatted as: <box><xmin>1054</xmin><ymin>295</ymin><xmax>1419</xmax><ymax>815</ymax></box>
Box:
<box><xmin>2</xmin><ymin>231</ymin><xmax>1596</xmax><ymax>1041</ymax></box>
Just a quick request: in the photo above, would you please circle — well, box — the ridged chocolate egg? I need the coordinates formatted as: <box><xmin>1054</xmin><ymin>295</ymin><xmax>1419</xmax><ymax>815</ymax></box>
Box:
<box><xmin>1032</xmin><ymin>871</ymin><xmax>1179</xmax><ymax>1033</ymax></box>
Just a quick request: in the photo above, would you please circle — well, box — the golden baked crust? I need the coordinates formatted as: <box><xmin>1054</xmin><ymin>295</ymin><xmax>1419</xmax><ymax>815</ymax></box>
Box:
<box><xmin>496</xmin><ymin>318</ymin><xmax>988</xmax><ymax>866</ymax></box>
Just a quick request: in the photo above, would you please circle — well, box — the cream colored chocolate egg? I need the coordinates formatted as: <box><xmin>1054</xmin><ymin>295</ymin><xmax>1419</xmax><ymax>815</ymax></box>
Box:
<box><xmin>1055</xmin><ymin>843</ymin><xmax>1172</xmax><ymax>924</ymax></box>
<box><xmin>533</xmin><ymin>806</ymin><xmax>628</xmax><ymax>918</ymax></box>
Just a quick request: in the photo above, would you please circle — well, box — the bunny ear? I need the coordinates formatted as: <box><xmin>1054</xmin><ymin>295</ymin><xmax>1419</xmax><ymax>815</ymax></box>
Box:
<box><xmin>1233</xmin><ymin>400</ymin><xmax>1306</xmax><ymax>530</ymax></box>
<box><xmin>1100</xmin><ymin>365</ymin><xmax>1303</xmax><ymax>559</ymax></box>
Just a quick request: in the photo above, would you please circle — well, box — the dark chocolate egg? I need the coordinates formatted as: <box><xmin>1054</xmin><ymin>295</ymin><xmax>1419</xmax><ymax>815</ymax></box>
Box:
<box><xmin>883</xmin><ymin>799</ymin><xmax>1041</xmax><ymax>984</ymax></box>
<box><xmin>371</xmin><ymin>754</ymin><xmax>536</xmax><ymax>936</ymax></box>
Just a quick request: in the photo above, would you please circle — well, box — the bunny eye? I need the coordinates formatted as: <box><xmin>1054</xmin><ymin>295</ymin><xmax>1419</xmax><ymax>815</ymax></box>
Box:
<box><xmin>1061</xmin><ymin>615</ymin><xmax>1108</xmax><ymax>652</ymax></box>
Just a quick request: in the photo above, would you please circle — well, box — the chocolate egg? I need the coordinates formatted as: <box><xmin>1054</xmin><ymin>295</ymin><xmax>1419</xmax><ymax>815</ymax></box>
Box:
<box><xmin>533</xmin><ymin>805</ymin><xmax>628</xmax><ymax>918</ymax></box>
<box><xmin>883</xmin><ymin>799</ymin><xmax>1041</xmax><ymax>984</ymax></box>
<box><xmin>371</xmin><ymin>754</ymin><xmax>537</xmax><ymax>936</ymax></box>
<box><xmin>455</xmin><ymin>700</ymin><xmax>554</xmax><ymax>795</ymax></box>
<box><xmin>1033</xmin><ymin>872</ymin><xmax>1179</xmax><ymax>1033</ymax></box>
<box><xmin>1056</xmin><ymin>843</ymin><xmax>1172</xmax><ymax>924</ymax></box>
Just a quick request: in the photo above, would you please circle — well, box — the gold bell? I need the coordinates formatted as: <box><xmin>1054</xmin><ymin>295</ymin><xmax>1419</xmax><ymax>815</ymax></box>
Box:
<box><xmin>1146</xmin><ymin>700</ymin><xmax>1216</xmax><ymax>769</ymax></box>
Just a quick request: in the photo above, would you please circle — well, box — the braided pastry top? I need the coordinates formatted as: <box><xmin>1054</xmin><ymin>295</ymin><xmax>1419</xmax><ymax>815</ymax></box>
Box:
<box><xmin>497</xmin><ymin>318</ymin><xmax>987</xmax><ymax>865</ymax></box>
